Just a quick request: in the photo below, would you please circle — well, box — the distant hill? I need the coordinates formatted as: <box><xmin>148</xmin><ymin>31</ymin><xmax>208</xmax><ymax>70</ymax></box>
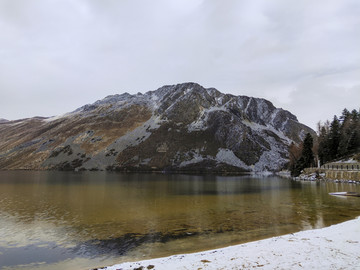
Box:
<box><xmin>0</xmin><ymin>118</ymin><xmax>9</xmax><ymax>123</ymax></box>
<box><xmin>0</xmin><ymin>83</ymin><xmax>314</xmax><ymax>172</ymax></box>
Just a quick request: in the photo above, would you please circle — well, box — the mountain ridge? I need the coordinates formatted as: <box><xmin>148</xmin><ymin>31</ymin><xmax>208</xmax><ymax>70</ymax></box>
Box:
<box><xmin>0</xmin><ymin>118</ymin><xmax>9</xmax><ymax>123</ymax></box>
<box><xmin>0</xmin><ymin>82</ymin><xmax>314</xmax><ymax>172</ymax></box>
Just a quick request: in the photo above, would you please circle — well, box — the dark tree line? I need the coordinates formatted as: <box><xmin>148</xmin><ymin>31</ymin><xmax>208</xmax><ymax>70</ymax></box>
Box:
<box><xmin>288</xmin><ymin>108</ymin><xmax>360</xmax><ymax>176</ymax></box>
<box><xmin>318</xmin><ymin>108</ymin><xmax>360</xmax><ymax>165</ymax></box>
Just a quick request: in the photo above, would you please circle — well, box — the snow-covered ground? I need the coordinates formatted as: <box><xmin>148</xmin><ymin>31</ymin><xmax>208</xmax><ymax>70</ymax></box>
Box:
<box><xmin>102</xmin><ymin>217</ymin><xmax>360</xmax><ymax>270</ymax></box>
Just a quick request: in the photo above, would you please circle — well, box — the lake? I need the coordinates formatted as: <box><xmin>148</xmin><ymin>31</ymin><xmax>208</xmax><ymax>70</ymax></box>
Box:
<box><xmin>1</xmin><ymin>171</ymin><xmax>360</xmax><ymax>270</ymax></box>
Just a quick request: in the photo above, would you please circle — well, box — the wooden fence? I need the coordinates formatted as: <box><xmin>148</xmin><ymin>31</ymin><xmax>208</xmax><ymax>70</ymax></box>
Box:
<box><xmin>321</xmin><ymin>162</ymin><xmax>360</xmax><ymax>171</ymax></box>
<box><xmin>304</xmin><ymin>162</ymin><xmax>360</xmax><ymax>181</ymax></box>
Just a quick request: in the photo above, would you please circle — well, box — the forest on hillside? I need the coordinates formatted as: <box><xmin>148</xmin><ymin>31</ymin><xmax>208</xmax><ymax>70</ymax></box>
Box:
<box><xmin>289</xmin><ymin>108</ymin><xmax>360</xmax><ymax>176</ymax></box>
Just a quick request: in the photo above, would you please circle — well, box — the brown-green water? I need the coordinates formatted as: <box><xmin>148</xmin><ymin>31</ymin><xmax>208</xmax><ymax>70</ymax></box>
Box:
<box><xmin>1</xmin><ymin>171</ymin><xmax>360</xmax><ymax>270</ymax></box>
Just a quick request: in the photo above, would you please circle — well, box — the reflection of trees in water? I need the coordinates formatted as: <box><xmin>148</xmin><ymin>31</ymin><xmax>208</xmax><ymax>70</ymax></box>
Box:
<box><xmin>289</xmin><ymin>181</ymin><xmax>323</xmax><ymax>230</ymax></box>
<box><xmin>289</xmin><ymin>181</ymin><xmax>360</xmax><ymax>229</ymax></box>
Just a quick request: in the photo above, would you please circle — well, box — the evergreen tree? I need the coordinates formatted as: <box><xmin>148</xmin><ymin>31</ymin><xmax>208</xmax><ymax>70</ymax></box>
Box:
<box><xmin>339</xmin><ymin>108</ymin><xmax>350</xmax><ymax>122</ymax></box>
<box><xmin>338</xmin><ymin>108</ymin><xmax>360</xmax><ymax>156</ymax></box>
<box><xmin>302</xmin><ymin>133</ymin><xmax>315</xmax><ymax>168</ymax></box>
<box><xmin>288</xmin><ymin>142</ymin><xmax>302</xmax><ymax>174</ymax></box>
<box><xmin>350</xmin><ymin>109</ymin><xmax>359</xmax><ymax>122</ymax></box>
<box><xmin>338</xmin><ymin>109</ymin><xmax>352</xmax><ymax>157</ymax></box>
<box><xmin>347</xmin><ymin>129</ymin><xmax>359</xmax><ymax>152</ymax></box>
<box><xmin>317</xmin><ymin>125</ymin><xmax>329</xmax><ymax>165</ymax></box>
<box><xmin>291</xmin><ymin>156</ymin><xmax>305</xmax><ymax>177</ymax></box>
<box><xmin>348</xmin><ymin>109</ymin><xmax>360</xmax><ymax>152</ymax></box>
<box><xmin>290</xmin><ymin>133</ymin><xmax>315</xmax><ymax>177</ymax></box>
<box><xmin>328</xmin><ymin>115</ymin><xmax>340</xmax><ymax>160</ymax></box>
<box><xmin>315</xmin><ymin>108</ymin><xmax>360</xmax><ymax>164</ymax></box>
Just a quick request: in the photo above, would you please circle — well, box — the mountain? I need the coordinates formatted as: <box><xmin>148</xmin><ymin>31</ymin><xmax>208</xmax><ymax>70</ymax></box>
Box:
<box><xmin>0</xmin><ymin>118</ymin><xmax>9</xmax><ymax>123</ymax></box>
<box><xmin>0</xmin><ymin>83</ymin><xmax>314</xmax><ymax>172</ymax></box>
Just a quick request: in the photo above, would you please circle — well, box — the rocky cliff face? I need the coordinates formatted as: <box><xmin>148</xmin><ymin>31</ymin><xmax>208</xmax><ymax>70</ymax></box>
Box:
<box><xmin>0</xmin><ymin>83</ymin><xmax>314</xmax><ymax>172</ymax></box>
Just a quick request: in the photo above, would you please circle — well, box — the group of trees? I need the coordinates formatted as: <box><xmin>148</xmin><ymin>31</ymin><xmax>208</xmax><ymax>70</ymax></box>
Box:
<box><xmin>289</xmin><ymin>133</ymin><xmax>315</xmax><ymax>176</ymax></box>
<box><xmin>289</xmin><ymin>108</ymin><xmax>360</xmax><ymax>177</ymax></box>
<box><xmin>317</xmin><ymin>108</ymin><xmax>360</xmax><ymax>165</ymax></box>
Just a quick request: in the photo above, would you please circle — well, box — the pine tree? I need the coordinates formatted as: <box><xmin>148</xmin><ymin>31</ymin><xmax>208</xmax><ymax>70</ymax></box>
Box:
<box><xmin>317</xmin><ymin>124</ymin><xmax>329</xmax><ymax>165</ymax></box>
<box><xmin>348</xmin><ymin>109</ymin><xmax>360</xmax><ymax>152</ymax></box>
<box><xmin>339</xmin><ymin>108</ymin><xmax>350</xmax><ymax>122</ymax></box>
<box><xmin>288</xmin><ymin>142</ymin><xmax>302</xmax><ymax>174</ymax></box>
<box><xmin>328</xmin><ymin>116</ymin><xmax>340</xmax><ymax>160</ymax></box>
<box><xmin>290</xmin><ymin>133</ymin><xmax>315</xmax><ymax>177</ymax></box>
<box><xmin>302</xmin><ymin>133</ymin><xmax>315</xmax><ymax>168</ymax></box>
<box><xmin>338</xmin><ymin>109</ymin><xmax>352</xmax><ymax>157</ymax></box>
<box><xmin>350</xmin><ymin>109</ymin><xmax>359</xmax><ymax>122</ymax></box>
<box><xmin>315</xmin><ymin>108</ymin><xmax>360</xmax><ymax>165</ymax></box>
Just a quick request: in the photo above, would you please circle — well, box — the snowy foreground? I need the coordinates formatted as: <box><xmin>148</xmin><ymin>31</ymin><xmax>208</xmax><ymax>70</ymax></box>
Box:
<box><xmin>102</xmin><ymin>217</ymin><xmax>360</xmax><ymax>270</ymax></box>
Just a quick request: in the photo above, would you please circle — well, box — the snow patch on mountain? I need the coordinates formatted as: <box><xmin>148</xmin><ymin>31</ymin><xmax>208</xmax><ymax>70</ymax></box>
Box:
<box><xmin>43</xmin><ymin>113</ymin><xmax>69</xmax><ymax>122</ymax></box>
<box><xmin>179</xmin><ymin>151</ymin><xmax>206</xmax><ymax>167</ymax></box>
<box><xmin>254</xmin><ymin>150</ymin><xmax>284</xmax><ymax>172</ymax></box>
<box><xmin>216</xmin><ymin>149</ymin><xmax>251</xmax><ymax>170</ymax></box>
<box><xmin>80</xmin><ymin>114</ymin><xmax>164</xmax><ymax>170</ymax></box>
<box><xmin>188</xmin><ymin>106</ymin><xmax>227</xmax><ymax>132</ymax></box>
<box><xmin>242</xmin><ymin>119</ymin><xmax>292</xmax><ymax>144</ymax></box>
<box><xmin>109</xmin><ymin>114</ymin><xmax>163</xmax><ymax>152</ymax></box>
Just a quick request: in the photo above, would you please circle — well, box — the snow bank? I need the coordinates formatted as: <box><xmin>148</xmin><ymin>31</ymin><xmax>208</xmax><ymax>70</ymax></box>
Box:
<box><xmin>102</xmin><ymin>217</ymin><xmax>360</xmax><ymax>270</ymax></box>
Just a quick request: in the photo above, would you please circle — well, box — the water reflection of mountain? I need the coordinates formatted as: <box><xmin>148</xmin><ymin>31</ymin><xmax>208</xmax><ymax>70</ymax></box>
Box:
<box><xmin>1</xmin><ymin>171</ymin><xmax>360</xmax><ymax>269</ymax></box>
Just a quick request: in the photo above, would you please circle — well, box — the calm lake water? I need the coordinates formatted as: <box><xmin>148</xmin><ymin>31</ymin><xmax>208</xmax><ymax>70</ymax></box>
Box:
<box><xmin>1</xmin><ymin>171</ymin><xmax>360</xmax><ymax>270</ymax></box>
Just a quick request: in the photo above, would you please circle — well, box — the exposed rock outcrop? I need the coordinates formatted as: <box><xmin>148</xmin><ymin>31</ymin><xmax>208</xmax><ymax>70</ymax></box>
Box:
<box><xmin>0</xmin><ymin>83</ymin><xmax>314</xmax><ymax>172</ymax></box>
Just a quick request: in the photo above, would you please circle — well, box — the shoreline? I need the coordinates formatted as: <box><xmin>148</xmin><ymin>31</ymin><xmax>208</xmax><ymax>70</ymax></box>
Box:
<box><xmin>277</xmin><ymin>170</ymin><xmax>360</xmax><ymax>184</ymax></box>
<box><xmin>101</xmin><ymin>217</ymin><xmax>360</xmax><ymax>270</ymax></box>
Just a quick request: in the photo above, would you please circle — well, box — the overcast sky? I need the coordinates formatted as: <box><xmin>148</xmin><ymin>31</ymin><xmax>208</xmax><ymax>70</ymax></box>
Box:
<box><xmin>1</xmin><ymin>0</ymin><xmax>359</xmax><ymax>130</ymax></box>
